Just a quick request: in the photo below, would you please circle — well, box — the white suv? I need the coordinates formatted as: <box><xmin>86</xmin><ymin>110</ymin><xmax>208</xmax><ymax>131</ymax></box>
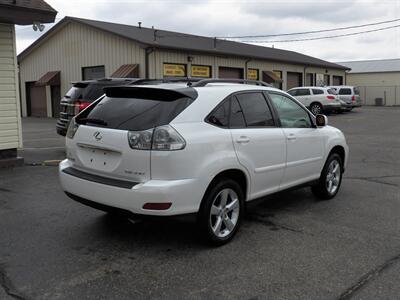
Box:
<box><xmin>59</xmin><ymin>80</ymin><xmax>349</xmax><ymax>245</ymax></box>
<box><xmin>287</xmin><ymin>86</ymin><xmax>341</xmax><ymax>115</ymax></box>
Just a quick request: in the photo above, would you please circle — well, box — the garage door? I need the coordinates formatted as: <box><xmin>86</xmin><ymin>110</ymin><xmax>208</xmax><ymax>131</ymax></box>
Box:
<box><xmin>287</xmin><ymin>72</ymin><xmax>302</xmax><ymax>90</ymax></box>
<box><xmin>219</xmin><ymin>67</ymin><xmax>244</xmax><ymax>79</ymax></box>
<box><xmin>333</xmin><ymin>75</ymin><xmax>343</xmax><ymax>85</ymax></box>
<box><xmin>29</xmin><ymin>85</ymin><xmax>47</xmax><ymax>117</ymax></box>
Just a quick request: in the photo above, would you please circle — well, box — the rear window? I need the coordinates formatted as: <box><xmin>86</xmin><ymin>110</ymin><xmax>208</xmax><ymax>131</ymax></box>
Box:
<box><xmin>327</xmin><ymin>88</ymin><xmax>337</xmax><ymax>95</ymax></box>
<box><xmin>65</xmin><ymin>87</ymin><xmax>84</xmax><ymax>99</ymax></box>
<box><xmin>65</xmin><ymin>83</ymin><xmax>122</xmax><ymax>102</ymax></box>
<box><xmin>339</xmin><ymin>88</ymin><xmax>352</xmax><ymax>95</ymax></box>
<box><xmin>77</xmin><ymin>88</ymin><xmax>195</xmax><ymax>131</ymax></box>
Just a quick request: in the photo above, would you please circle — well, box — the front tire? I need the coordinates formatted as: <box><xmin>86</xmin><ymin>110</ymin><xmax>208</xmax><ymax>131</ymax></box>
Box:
<box><xmin>310</xmin><ymin>103</ymin><xmax>323</xmax><ymax>115</ymax></box>
<box><xmin>198</xmin><ymin>178</ymin><xmax>244</xmax><ymax>245</ymax></box>
<box><xmin>311</xmin><ymin>153</ymin><xmax>343</xmax><ymax>200</ymax></box>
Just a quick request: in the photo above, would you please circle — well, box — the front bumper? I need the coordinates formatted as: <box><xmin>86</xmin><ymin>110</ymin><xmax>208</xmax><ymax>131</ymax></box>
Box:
<box><xmin>59</xmin><ymin>159</ymin><xmax>202</xmax><ymax>216</ymax></box>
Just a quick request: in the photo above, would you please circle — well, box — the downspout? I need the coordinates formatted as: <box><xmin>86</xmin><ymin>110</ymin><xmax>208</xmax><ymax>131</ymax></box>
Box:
<box><xmin>145</xmin><ymin>47</ymin><xmax>155</xmax><ymax>79</ymax></box>
<box><xmin>245</xmin><ymin>59</ymin><xmax>251</xmax><ymax>79</ymax></box>
<box><xmin>303</xmin><ymin>66</ymin><xmax>307</xmax><ymax>86</ymax></box>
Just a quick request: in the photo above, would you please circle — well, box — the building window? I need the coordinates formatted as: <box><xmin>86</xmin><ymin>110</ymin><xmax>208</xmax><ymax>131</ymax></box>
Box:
<box><xmin>163</xmin><ymin>63</ymin><xmax>187</xmax><ymax>77</ymax></box>
<box><xmin>247</xmin><ymin>68</ymin><xmax>259</xmax><ymax>80</ymax></box>
<box><xmin>82</xmin><ymin>65</ymin><xmax>105</xmax><ymax>80</ymax></box>
<box><xmin>191</xmin><ymin>65</ymin><xmax>211</xmax><ymax>78</ymax></box>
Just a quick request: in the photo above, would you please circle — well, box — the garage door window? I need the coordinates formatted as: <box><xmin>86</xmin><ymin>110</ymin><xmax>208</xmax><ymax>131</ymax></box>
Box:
<box><xmin>82</xmin><ymin>66</ymin><xmax>105</xmax><ymax>80</ymax></box>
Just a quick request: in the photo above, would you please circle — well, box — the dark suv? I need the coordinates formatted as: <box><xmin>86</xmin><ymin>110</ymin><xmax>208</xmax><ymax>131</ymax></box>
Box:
<box><xmin>56</xmin><ymin>78</ymin><xmax>139</xmax><ymax>136</ymax></box>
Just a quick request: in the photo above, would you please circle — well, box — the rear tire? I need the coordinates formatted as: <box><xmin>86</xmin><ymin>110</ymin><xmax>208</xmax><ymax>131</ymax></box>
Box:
<box><xmin>198</xmin><ymin>178</ymin><xmax>244</xmax><ymax>246</ymax></box>
<box><xmin>311</xmin><ymin>153</ymin><xmax>343</xmax><ymax>200</ymax></box>
<box><xmin>310</xmin><ymin>103</ymin><xmax>323</xmax><ymax>115</ymax></box>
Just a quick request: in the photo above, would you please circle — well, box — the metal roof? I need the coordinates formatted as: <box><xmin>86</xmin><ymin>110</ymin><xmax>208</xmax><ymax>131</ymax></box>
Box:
<box><xmin>338</xmin><ymin>59</ymin><xmax>400</xmax><ymax>73</ymax></box>
<box><xmin>0</xmin><ymin>0</ymin><xmax>57</xmax><ymax>25</ymax></box>
<box><xmin>18</xmin><ymin>16</ymin><xmax>349</xmax><ymax>71</ymax></box>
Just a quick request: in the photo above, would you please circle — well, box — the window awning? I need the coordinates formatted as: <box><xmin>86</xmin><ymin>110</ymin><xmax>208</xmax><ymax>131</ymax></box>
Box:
<box><xmin>262</xmin><ymin>71</ymin><xmax>283</xmax><ymax>83</ymax></box>
<box><xmin>111</xmin><ymin>64</ymin><xmax>139</xmax><ymax>78</ymax></box>
<box><xmin>35</xmin><ymin>71</ymin><xmax>60</xmax><ymax>86</ymax></box>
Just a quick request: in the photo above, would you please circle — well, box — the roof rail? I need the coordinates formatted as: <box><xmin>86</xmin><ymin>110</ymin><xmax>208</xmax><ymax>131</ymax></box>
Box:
<box><xmin>190</xmin><ymin>79</ymin><xmax>272</xmax><ymax>87</ymax></box>
<box><xmin>132</xmin><ymin>78</ymin><xmax>203</xmax><ymax>85</ymax></box>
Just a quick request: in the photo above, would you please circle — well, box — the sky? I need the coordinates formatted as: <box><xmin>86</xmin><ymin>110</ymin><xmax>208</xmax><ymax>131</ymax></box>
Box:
<box><xmin>15</xmin><ymin>0</ymin><xmax>400</xmax><ymax>62</ymax></box>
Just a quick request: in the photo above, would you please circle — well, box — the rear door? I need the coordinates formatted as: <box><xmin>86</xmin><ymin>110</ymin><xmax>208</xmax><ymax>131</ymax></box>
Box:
<box><xmin>69</xmin><ymin>87</ymin><xmax>195</xmax><ymax>183</ymax></box>
<box><xmin>229</xmin><ymin>92</ymin><xmax>286</xmax><ymax>198</ymax></box>
<box><xmin>267</xmin><ymin>92</ymin><xmax>325</xmax><ymax>189</ymax></box>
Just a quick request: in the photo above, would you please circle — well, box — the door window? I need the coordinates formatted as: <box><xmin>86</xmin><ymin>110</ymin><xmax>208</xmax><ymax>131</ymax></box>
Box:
<box><xmin>268</xmin><ymin>93</ymin><xmax>312</xmax><ymax>128</ymax></box>
<box><xmin>294</xmin><ymin>88</ymin><xmax>311</xmax><ymax>96</ymax></box>
<box><xmin>235</xmin><ymin>93</ymin><xmax>275</xmax><ymax>127</ymax></box>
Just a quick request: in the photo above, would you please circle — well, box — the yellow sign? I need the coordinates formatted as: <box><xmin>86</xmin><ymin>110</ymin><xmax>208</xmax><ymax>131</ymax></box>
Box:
<box><xmin>247</xmin><ymin>69</ymin><xmax>259</xmax><ymax>80</ymax></box>
<box><xmin>163</xmin><ymin>63</ymin><xmax>186</xmax><ymax>77</ymax></box>
<box><xmin>273</xmin><ymin>70</ymin><xmax>282</xmax><ymax>79</ymax></box>
<box><xmin>191</xmin><ymin>65</ymin><xmax>211</xmax><ymax>78</ymax></box>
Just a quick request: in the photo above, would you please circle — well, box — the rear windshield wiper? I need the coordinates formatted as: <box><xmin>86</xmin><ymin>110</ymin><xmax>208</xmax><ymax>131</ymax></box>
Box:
<box><xmin>79</xmin><ymin>118</ymin><xmax>108</xmax><ymax>126</ymax></box>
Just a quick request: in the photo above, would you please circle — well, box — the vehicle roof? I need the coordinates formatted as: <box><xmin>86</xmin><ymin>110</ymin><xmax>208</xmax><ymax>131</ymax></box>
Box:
<box><xmin>329</xmin><ymin>85</ymin><xmax>356</xmax><ymax>89</ymax></box>
<box><xmin>72</xmin><ymin>77</ymin><xmax>140</xmax><ymax>85</ymax></box>
<box><xmin>288</xmin><ymin>86</ymin><xmax>332</xmax><ymax>90</ymax></box>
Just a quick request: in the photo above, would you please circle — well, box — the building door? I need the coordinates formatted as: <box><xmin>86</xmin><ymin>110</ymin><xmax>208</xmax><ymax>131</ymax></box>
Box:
<box><xmin>286</xmin><ymin>72</ymin><xmax>302</xmax><ymax>90</ymax></box>
<box><xmin>332</xmin><ymin>76</ymin><xmax>343</xmax><ymax>85</ymax></box>
<box><xmin>219</xmin><ymin>67</ymin><xmax>244</xmax><ymax>79</ymax></box>
<box><xmin>27</xmin><ymin>83</ymin><xmax>47</xmax><ymax>117</ymax></box>
<box><xmin>51</xmin><ymin>85</ymin><xmax>61</xmax><ymax>118</ymax></box>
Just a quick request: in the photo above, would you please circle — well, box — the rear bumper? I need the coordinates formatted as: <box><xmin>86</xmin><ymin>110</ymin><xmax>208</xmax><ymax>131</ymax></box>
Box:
<box><xmin>323</xmin><ymin>102</ymin><xmax>341</xmax><ymax>112</ymax></box>
<box><xmin>59</xmin><ymin>159</ymin><xmax>202</xmax><ymax>216</ymax></box>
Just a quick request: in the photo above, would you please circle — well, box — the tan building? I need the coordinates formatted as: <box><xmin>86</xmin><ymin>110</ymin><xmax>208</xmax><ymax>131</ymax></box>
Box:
<box><xmin>0</xmin><ymin>0</ymin><xmax>56</xmax><ymax>166</ymax></box>
<box><xmin>339</xmin><ymin>59</ymin><xmax>400</xmax><ymax>106</ymax></box>
<box><xmin>18</xmin><ymin>16</ymin><xmax>348</xmax><ymax>117</ymax></box>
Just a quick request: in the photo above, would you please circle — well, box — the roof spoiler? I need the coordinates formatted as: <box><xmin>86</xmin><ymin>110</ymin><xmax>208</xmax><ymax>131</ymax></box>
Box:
<box><xmin>103</xmin><ymin>86</ymin><xmax>198</xmax><ymax>101</ymax></box>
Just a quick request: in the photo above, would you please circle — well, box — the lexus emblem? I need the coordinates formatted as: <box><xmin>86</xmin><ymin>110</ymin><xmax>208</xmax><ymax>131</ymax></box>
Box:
<box><xmin>93</xmin><ymin>131</ymin><xmax>103</xmax><ymax>141</ymax></box>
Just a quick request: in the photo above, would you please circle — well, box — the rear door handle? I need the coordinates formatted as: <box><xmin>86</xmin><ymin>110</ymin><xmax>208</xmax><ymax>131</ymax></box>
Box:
<box><xmin>236</xmin><ymin>136</ymin><xmax>250</xmax><ymax>144</ymax></box>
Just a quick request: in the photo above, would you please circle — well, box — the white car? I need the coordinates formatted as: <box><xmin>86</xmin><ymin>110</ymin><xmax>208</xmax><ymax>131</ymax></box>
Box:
<box><xmin>330</xmin><ymin>85</ymin><xmax>362</xmax><ymax>108</ymax></box>
<box><xmin>287</xmin><ymin>86</ymin><xmax>342</xmax><ymax>115</ymax></box>
<box><xmin>59</xmin><ymin>79</ymin><xmax>349</xmax><ymax>245</ymax></box>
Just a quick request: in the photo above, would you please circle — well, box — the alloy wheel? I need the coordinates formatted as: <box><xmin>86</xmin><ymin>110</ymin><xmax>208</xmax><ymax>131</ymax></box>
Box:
<box><xmin>326</xmin><ymin>159</ymin><xmax>341</xmax><ymax>194</ymax></box>
<box><xmin>209</xmin><ymin>188</ymin><xmax>240</xmax><ymax>238</ymax></box>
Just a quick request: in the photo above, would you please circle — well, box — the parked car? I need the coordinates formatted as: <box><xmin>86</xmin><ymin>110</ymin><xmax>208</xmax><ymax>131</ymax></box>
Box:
<box><xmin>330</xmin><ymin>86</ymin><xmax>362</xmax><ymax>108</ymax></box>
<box><xmin>287</xmin><ymin>87</ymin><xmax>341</xmax><ymax>115</ymax></box>
<box><xmin>56</xmin><ymin>78</ymin><xmax>140</xmax><ymax>136</ymax></box>
<box><xmin>59</xmin><ymin>79</ymin><xmax>349</xmax><ymax>245</ymax></box>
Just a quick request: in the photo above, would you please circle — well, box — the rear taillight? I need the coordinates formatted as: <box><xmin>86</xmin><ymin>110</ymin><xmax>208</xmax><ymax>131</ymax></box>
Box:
<box><xmin>327</xmin><ymin>95</ymin><xmax>335</xmax><ymax>100</ymax></box>
<box><xmin>127</xmin><ymin>125</ymin><xmax>186</xmax><ymax>151</ymax></box>
<box><xmin>66</xmin><ymin>117</ymin><xmax>79</xmax><ymax>139</ymax></box>
<box><xmin>74</xmin><ymin>101</ymin><xmax>91</xmax><ymax>114</ymax></box>
<box><xmin>351</xmin><ymin>95</ymin><xmax>355</xmax><ymax>102</ymax></box>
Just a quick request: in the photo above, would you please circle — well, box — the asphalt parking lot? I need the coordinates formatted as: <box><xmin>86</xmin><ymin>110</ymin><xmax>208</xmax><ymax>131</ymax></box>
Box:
<box><xmin>1</xmin><ymin>107</ymin><xmax>400</xmax><ymax>300</ymax></box>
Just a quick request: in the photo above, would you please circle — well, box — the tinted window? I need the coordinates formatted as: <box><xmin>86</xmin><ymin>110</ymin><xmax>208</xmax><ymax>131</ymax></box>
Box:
<box><xmin>77</xmin><ymin>94</ymin><xmax>194</xmax><ymax>131</ymax></box>
<box><xmin>268</xmin><ymin>93</ymin><xmax>312</xmax><ymax>128</ymax></box>
<box><xmin>208</xmin><ymin>100</ymin><xmax>230</xmax><ymax>127</ymax></box>
<box><xmin>287</xmin><ymin>90</ymin><xmax>297</xmax><ymax>96</ymax></box>
<box><xmin>327</xmin><ymin>88</ymin><xmax>337</xmax><ymax>95</ymax></box>
<box><xmin>339</xmin><ymin>88</ymin><xmax>352</xmax><ymax>95</ymax></box>
<box><xmin>295</xmin><ymin>88</ymin><xmax>311</xmax><ymax>96</ymax></box>
<box><xmin>235</xmin><ymin>93</ymin><xmax>274</xmax><ymax>127</ymax></box>
<box><xmin>230</xmin><ymin>98</ymin><xmax>246</xmax><ymax>128</ymax></box>
<box><xmin>312</xmin><ymin>89</ymin><xmax>324</xmax><ymax>95</ymax></box>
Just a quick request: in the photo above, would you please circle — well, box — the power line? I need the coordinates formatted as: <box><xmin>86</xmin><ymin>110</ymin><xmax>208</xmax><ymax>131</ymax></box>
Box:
<box><xmin>239</xmin><ymin>24</ymin><xmax>400</xmax><ymax>43</ymax></box>
<box><xmin>218</xmin><ymin>18</ymin><xmax>400</xmax><ymax>39</ymax></box>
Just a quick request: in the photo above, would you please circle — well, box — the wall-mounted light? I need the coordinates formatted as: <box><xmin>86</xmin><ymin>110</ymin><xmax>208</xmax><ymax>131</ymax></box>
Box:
<box><xmin>32</xmin><ymin>21</ymin><xmax>45</xmax><ymax>32</ymax></box>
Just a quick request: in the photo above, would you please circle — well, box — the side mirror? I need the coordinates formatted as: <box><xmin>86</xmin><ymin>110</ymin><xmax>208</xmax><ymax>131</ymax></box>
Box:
<box><xmin>315</xmin><ymin>114</ymin><xmax>328</xmax><ymax>127</ymax></box>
